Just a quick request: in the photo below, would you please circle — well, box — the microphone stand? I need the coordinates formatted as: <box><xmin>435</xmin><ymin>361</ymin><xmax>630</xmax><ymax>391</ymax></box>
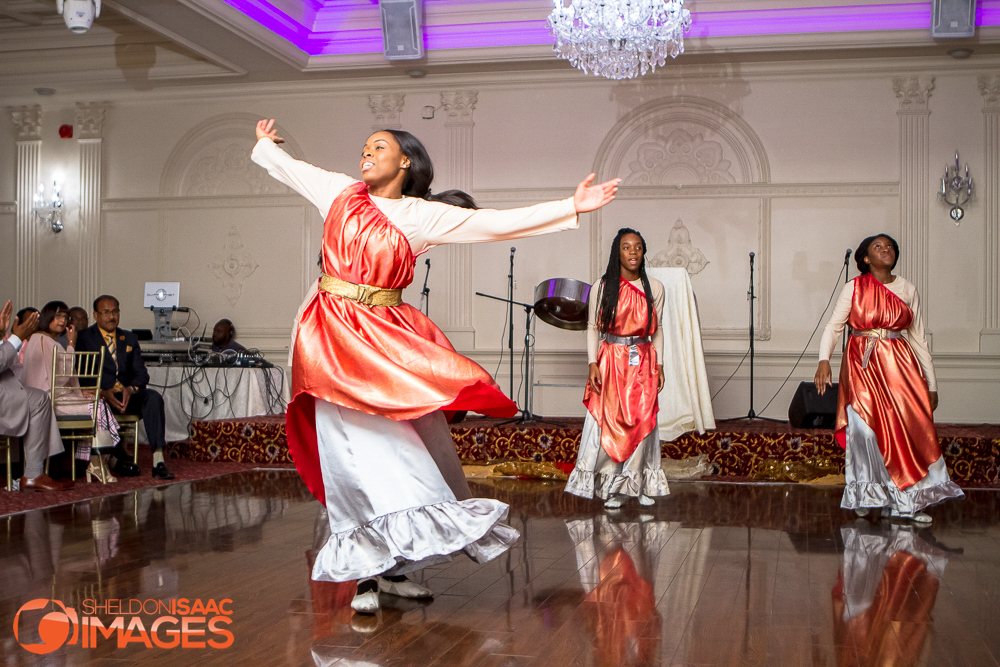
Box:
<box><xmin>744</xmin><ymin>252</ymin><xmax>783</xmax><ymax>422</ymax></box>
<box><xmin>507</xmin><ymin>247</ymin><xmax>515</xmax><ymax>400</ymax></box>
<box><xmin>474</xmin><ymin>291</ymin><xmax>563</xmax><ymax>428</ymax></box>
<box><xmin>418</xmin><ymin>258</ymin><xmax>431</xmax><ymax>316</ymax></box>
<box><xmin>747</xmin><ymin>252</ymin><xmax>757</xmax><ymax>419</ymax></box>
<box><xmin>842</xmin><ymin>248</ymin><xmax>851</xmax><ymax>352</ymax></box>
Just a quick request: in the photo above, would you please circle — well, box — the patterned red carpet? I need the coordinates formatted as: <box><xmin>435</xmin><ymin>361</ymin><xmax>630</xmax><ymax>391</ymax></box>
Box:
<box><xmin>177</xmin><ymin>414</ymin><xmax>1000</xmax><ymax>488</ymax></box>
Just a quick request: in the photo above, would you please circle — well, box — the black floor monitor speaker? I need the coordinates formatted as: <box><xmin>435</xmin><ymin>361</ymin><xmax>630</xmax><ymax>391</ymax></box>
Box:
<box><xmin>788</xmin><ymin>381</ymin><xmax>838</xmax><ymax>429</ymax></box>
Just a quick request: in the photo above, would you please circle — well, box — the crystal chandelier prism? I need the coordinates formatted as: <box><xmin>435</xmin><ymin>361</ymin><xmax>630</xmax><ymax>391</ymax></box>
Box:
<box><xmin>547</xmin><ymin>0</ymin><xmax>691</xmax><ymax>80</ymax></box>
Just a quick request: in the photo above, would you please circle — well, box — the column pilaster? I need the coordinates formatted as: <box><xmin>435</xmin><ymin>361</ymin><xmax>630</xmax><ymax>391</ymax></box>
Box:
<box><xmin>979</xmin><ymin>75</ymin><xmax>1000</xmax><ymax>352</ymax></box>
<box><xmin>9</xmin><ymin>105</ymin><xmax>42</xmax><ymax>308</ymax></box>
<box><xmin>893</xmin><ymin>76</ymin><xmax>934</xmax><ymax>340</ymax></box>
<box><xmin>76</xmin><ymin>102</ymin><xmax>109</xmax><ymax>305</ymax></box>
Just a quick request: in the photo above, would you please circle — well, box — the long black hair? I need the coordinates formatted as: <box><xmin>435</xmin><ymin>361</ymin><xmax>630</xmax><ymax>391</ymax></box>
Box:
<box><xmin>380</xmin><ymin>129</ymin><xmax>434</xmax><ymax>199</ymax></box>
<box><xmin>379</xmin><ymin>130</ymin><xmax>479</xmax><ymax>209</ymax></box>
<box><xmin>854</xmin><ymin>233</ymin><xmax>900</xmax><ymax>275</ymax></box>
<box><xmin>594</xmin><ymin>227</ymin><xmax>655</xmax><ymax>336</ymax></box>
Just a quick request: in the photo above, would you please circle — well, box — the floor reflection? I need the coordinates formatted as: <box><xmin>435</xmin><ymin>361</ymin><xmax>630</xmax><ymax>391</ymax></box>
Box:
<box><xmin>1</xmin><ymin>475</ymin><xmax>998</xmax><ymax>666</ymax></box>
<box><xmin>834</xmin><ymin>521</ymin><xmax>954</xmax><ymax>667</ymax></box>
<box><xmin>564</xmin><ymin>515</ymin><xmax>666</xmax><ymax>666</ymax></box>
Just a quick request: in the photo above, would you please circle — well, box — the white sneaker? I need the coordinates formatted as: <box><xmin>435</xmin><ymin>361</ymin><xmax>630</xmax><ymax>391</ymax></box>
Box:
<box><xmin>890</xmin><ymin>509</ymin><xmax>933</xmax><ymax>524</ymax></box>
<box><xmin>638</xmin><ymin>495</ymin><xmax>655</xmax><ymax>506</ymax></box>
<box><xmin>604</xmin><ymin>495</ymin><xmax>625</xmax><ymax>509</ymax></box>
<box><xmin>351</xmin><ymin>579</ymin><xmax>380</xmax><ymax>614</ymax></box>
<box><xmin>378</xmin><ymin>577</ymin><xmax>434</xmax><ymax>599</ymax></box>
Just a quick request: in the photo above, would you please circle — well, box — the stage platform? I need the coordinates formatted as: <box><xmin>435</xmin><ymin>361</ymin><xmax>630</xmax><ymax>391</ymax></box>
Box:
<box><xmin>179</xmin><ymin>414</ymin><xmax>1000</xmax><ymax>487</ymax></box>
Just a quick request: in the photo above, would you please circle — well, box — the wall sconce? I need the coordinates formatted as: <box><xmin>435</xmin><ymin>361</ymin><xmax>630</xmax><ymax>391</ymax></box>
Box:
<box><xmin>33</xmin><ymin>181</ymin><xmax>64</xmax><ymax>233</ymax></box>
<box><xmin>940</xmin><ymin>151</ymin><xmax>973</xmax><ymax>224</ymax></box>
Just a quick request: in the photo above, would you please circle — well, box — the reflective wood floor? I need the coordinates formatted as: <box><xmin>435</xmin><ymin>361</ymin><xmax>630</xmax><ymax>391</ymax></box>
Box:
<box><xmin>2</xmin><ymin>472</ymin><xmax>999</xmax><ymax>666</ymax></box>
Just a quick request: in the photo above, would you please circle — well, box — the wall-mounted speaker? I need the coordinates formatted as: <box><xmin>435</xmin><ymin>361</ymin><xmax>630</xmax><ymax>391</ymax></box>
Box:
<box><xmin>379</xmin><ymin>0</ymin><xmax>423</xmax><ymax>61</ymax></box>
<box><xmin>932</xmin><ymin>0</ymin><xmax>976</xmax><ymax>38</ymax></box>
<box><xmin>787</xmin><ymin>381</ymin><xmax>839</xmax><ymax>429</ymax></box>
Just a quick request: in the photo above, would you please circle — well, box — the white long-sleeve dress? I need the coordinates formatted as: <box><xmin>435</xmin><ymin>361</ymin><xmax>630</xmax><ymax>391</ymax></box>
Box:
<box><xmin>252</xmin><ymin>138</ymin><xmax>579</xmax><ymax>582</ymax></box>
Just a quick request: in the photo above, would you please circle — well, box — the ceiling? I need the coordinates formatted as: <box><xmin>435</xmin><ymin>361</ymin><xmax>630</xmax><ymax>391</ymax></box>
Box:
<box><xmin>1</xmin><ymin>0</ymin><xmax>997</xmax><ymax>97</ymax></box>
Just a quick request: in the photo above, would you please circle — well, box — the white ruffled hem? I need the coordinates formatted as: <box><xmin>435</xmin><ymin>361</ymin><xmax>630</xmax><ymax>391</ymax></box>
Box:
<box><xmin>311</xmin><ymin>498</ymin><xmax>519</xmax><ymax>582</ymax></box>
<box><xmin>565</xmin><ymin>466</ymin><xmax>670</xmax><ymax>500</ymax></box>
<box><xmin>841</xmin><ymin>480</ymin><xmax>964</xmax><ymax>515</ymax></box>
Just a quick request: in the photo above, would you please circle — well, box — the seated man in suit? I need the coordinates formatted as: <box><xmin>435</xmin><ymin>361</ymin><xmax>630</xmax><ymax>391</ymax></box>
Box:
<box><xmin>210</xmin><ymin>319</ymin><xmax>246</xmax><ymax>353</ymax></box>
<box><xmin>76</xmin><ymin>295</ymin><xmax>174</xmax><ymax>480</ymax></box>
<box><xmin>0</xmin><ymin>300</ymin><xmax>73</xmax><ymax>492</ymax></box>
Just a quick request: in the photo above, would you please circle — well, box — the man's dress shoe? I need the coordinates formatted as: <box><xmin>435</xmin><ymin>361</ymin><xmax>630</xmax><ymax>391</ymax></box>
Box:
<box><xmin>20</xmin><ymin>474</ymin><xmax>73</xmax><ymax>492</ymax></box>
<box><xmin>111</xmin><ymin>458</ymin><xmax>140</xmax><ymax>477</ymax></box>
<box><xmin>151</xmin><ymin>462</ymin><xmax>175</xmax><ymax>480</ymax></box>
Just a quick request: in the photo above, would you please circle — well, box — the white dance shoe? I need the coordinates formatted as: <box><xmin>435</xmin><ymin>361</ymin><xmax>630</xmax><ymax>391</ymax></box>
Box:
<box><xmin>891</xmin><ymin>509</ymin><xmax>932</xmax><ymax>523</ymax></box>
<box><xmin>638</xmin><ymin>495</ymin><xmax>655</xmax><ymax>506</ymax></box>
<box><xmin>378</xmin><ymin>577</ymin><xmax>434</xmax><ymax>599</ymax></box>
<box><xmin>351</xmin><ymin>579</ymin><xmax>380</xmax><ymax>614</ymax></box>
<box><xmin>603</xmin><ymin>495</ymin><xmax>625</xmax><ymax>509</ymax></box>
<box><xmin>855</xmin><ymin>508</ymin><xmax>871</xmax><ymax>517</ymax></box>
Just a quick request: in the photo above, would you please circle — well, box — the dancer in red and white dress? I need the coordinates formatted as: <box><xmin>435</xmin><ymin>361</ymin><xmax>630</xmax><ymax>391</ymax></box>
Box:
<box><xmin>815</xmin><ymin>233</ymin><xmax>962</xmax><ymax>523</ymax></box>
<box><xmin>251</xmin><ymin>120</ymin><xmax>620</xmax><ymax>613</ymax></box>
<box><xmin>566</xmin><ymin>227</ymin><xmax>670</xmax><ymax>509</ymax></box>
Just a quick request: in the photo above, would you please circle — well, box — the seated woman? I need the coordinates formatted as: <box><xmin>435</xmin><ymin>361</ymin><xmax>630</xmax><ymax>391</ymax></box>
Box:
<box><xmin>19</xmin><ymin>300</ymin><xmax>120</xmax><ymax>483</ymax></box>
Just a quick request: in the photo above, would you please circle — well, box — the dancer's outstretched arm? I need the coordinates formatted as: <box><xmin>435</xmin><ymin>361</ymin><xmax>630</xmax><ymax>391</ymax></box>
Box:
<box><xmin>412</xmin><ymin>175</ymin><xmax>621</xmax><ymax>250</ymax></box>
<box><xmin>251</xmin><ymin>120</ymin><xmax>354</xmax><ymax>218</ymax></box>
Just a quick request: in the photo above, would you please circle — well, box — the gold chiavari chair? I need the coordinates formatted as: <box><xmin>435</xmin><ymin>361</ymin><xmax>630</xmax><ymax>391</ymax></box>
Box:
<box><xmin>1</xmin><ymin>435</ymin><xmax>16</xmax><ymax>491</ymax></box>
<box><xmin>51</xmin><ymin>347</ymin><xmax>106</xmax><ymax>481</ymax></box>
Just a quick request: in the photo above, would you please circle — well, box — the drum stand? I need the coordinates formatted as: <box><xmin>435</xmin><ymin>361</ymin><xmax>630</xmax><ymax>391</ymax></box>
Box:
<box><xmin>475</xmin><ymin>292</ymin><xmax>564</xmax><ymax>428</ymax></box>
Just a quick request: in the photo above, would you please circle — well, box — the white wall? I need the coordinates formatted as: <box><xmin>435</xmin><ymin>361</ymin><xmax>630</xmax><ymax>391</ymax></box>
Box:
<box><xmin>2</xmin><ymin>58</ymin><xmax>998</xmax><ymax>423</ymax></box>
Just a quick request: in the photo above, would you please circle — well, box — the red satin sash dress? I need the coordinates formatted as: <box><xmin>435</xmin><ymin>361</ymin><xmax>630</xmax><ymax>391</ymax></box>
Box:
<box><xmin>583</xmin><ymin>279</ymin><xmax>660</xmax><ymax>464</ymax></box>
<box><xmin>835</xmin><ymin>274</ymin><xmax>940</xmax><ymax>490</ymax></box>
<box><xmin>286</xmin><ymin>182</ymin><xmax>517</xmax><ymax>503</ymax></box>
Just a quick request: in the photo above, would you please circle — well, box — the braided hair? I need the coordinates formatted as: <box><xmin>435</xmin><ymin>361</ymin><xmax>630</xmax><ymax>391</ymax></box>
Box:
<box><xmin>594</xmin><ymin>227</ymin><xmax>655</xmax><ymax>336</ymax></box>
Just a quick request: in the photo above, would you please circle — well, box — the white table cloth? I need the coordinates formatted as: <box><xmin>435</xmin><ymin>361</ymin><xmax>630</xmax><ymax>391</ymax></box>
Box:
<box><xmin>141</xmin><ymin>365</ymin><xmax>288</xmax><ymax>443</ymax></box>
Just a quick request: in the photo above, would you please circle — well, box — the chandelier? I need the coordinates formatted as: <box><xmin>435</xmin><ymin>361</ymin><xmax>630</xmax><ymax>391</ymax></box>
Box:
<box><xmin>547</xmin><ymin>0</ymin><xmax>691</xmax><ymax>80</ymax></box>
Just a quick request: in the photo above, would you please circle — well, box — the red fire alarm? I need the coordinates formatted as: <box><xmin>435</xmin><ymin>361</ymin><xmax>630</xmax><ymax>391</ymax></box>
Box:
<box><xmin>58</xmin><ymin>124</ymin><xmax>73</xmax><ymax>139</ymax></box>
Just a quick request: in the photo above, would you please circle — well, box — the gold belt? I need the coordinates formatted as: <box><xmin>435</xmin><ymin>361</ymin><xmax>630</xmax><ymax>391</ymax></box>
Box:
<box><xmin>319</xmin><ymin>274</ymin><xmax>402</xmax><ymax>307</ymax></box>
<box><xmin>851</xmin><ymin>328</ymin><xmax>902</xmax><ymax>369</ymax></box>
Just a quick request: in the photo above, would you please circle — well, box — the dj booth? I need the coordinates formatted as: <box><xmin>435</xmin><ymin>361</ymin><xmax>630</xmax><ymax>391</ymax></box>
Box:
<box><xmin>139</xmin><ymin>363</ymin><xmax>288</xmax><ymax>443</ymax></box>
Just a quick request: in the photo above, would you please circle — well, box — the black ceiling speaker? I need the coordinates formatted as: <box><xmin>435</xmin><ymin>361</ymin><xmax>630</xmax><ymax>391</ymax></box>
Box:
<box><xmin>932</xmin><ymin>0</ymin><xmax>976</xmax><ymax>38</ymax></box>
<box><xmin>379</xmin><ymin>0</ymin><xmax>424</xmax><ymax>60</ymax></box>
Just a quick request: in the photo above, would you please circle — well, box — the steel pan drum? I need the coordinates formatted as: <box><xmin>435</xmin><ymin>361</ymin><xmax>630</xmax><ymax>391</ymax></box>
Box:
<box><xmin>534</xmin><ymin>278</ymin><xmax>591</xmax><ymax>331</ymax></box>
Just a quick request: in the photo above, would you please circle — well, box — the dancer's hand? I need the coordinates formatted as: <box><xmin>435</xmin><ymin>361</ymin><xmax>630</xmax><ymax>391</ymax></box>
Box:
<box><xmin>255</xmin><ymin>119</ymin><xmax>285</xmax><ymax>144</ymax></box>
<box><xmin>657</xmin><ymin>365</ymin><xmax>664</xmax><ymax>393</ymax></box>
<box><xmin>814</xmin><ymin>361</ymin><xmax>832</xmax><ymax>395</ymax></box>
<box><xmin>588</xmin><ymin>363</ymin><xmax>602</xmax><ymax>393</ymax></box>
<box><xmin>930</xmin><ymin>391</ymin><xmax>938</xmax><ymax>411</ymax></box>
<box><xmin>574</xmin><ymin>174</ymin><xmax>621</xmax><ymax>213</ymax></box>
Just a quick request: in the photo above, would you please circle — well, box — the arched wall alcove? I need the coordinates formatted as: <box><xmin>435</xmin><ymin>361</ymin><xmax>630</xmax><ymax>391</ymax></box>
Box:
<box><xmin>590</xmin><ymin>96</ymin><xmax>773</xmax><ymax>339</ymax></box>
